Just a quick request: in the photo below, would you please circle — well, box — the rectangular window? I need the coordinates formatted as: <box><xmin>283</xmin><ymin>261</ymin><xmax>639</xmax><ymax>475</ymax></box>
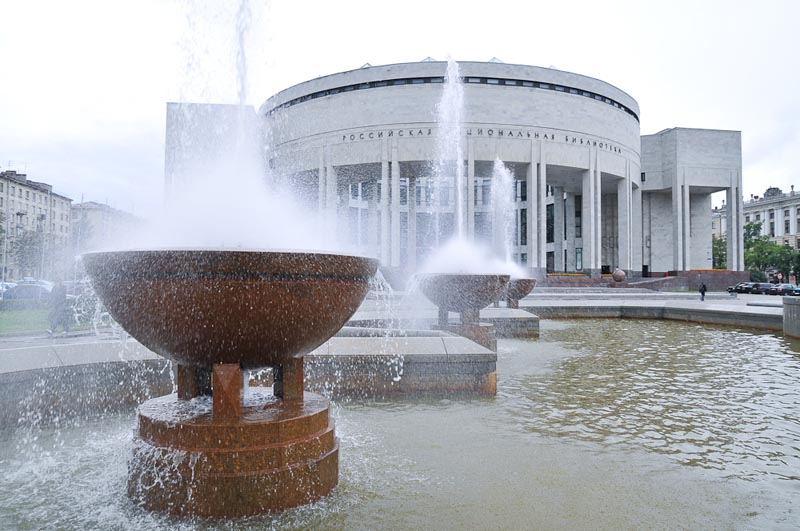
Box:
<box><xmin>576</xmin><ymin>248</ymin><xmax>583</xmax><ymax>270</ymax></box>
<box><xmin>575</xmin><ymin>195</ymin><xmax>582</xmax><ymax>238</ymax></box>
<box><xmin>520</xmin><ymin>208</ymin><xmax>527</xmax><ymax>246</ymax></box>
<box><xmin>770</xmin><ymin>222</ymin><xmax>775</xmax><ymax>237</ymax></box>
<box><xmin>785</xmin><ymin>209</ymin><xmax>790</xmax><ymax>217</ymax></box>
<box><xmin>640</xmin><ymin>172</ymin><xmax>646</xmax><ymax>182</ymax></box>
<box><xmin>745</xmin><ymin>215</ymin><xmax>750</xmax><ymax>222</ymax></box>
<box><xmin>770</xmin><ymin>210</ymin><xmax>775</xmax><ymax>219</ymax></box>
<box><xmin>785</xmin><ymin>220</ymin><xmax>790</xmax><ymax>233</ymax></box>
<box><xmin>756</xmin><ymin>214</ymin><xmax>761</xmax><ymax>221</ymax></box>
<box><xmin>487</xmin><ymin>78</ymin><xmax>500</xmax><ymax>85</ymax></box>
<box><xmin>546</xmin><ymin>203</ymin><xmax>554</xmax><ymax>244</ymax></box>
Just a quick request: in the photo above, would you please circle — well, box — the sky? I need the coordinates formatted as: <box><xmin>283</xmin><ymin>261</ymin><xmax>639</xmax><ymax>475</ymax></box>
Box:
<box><xmin>1</xmin><ymin>0</ymin><xmax>798</xmax><ymax>218</ymax></box>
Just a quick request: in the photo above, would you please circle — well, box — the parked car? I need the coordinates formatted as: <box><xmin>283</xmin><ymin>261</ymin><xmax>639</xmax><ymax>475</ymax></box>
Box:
<box><xmin>0</xmin><ymin>281</ymin><xmax>17</xmax><ymax>298</ymax></box>
<box><xmin>728</xmin><ymin>282</ymin><xmax>754</xmax><ymax>293</ymax></box>
<box><xmin>1</xmin><ymin>283</ymin><xmax>52</xmax><ymax>301</ymax></box>
<box><xmin>750</xmin><ymin>282</ymin><xmax>775</xmax><ymax>295</ymax></box>
<box><xmin>768</xmin><ymin>283</ymin><xmax>800</xmax><ymax>296</ymax></box>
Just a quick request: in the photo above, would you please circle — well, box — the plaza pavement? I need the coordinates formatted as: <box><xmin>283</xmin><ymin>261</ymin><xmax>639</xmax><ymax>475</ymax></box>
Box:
<box><xmin>0</xmin><ymin>289</ymin><xmax>786</xmax><ymax>378</ymax></box>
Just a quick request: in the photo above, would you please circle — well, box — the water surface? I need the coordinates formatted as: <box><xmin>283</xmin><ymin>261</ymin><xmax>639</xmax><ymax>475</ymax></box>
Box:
<box><xmin>1</xmin><ymin>319</ymin><xmax>797</xmax><ymax>530</ymax></box>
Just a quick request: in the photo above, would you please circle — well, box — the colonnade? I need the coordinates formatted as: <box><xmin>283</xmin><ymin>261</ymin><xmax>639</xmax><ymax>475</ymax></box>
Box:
<box><xmin>313</xmin><ymin>137</ymin><xmax>640</xmax><ymax>278</ymax></box>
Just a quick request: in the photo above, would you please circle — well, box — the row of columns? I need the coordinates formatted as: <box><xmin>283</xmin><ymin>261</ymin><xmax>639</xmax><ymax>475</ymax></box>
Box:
<box><xmin>317</xmin><ymin>138</ymin><xmax>637</xmax><ymax>276</ymax></box>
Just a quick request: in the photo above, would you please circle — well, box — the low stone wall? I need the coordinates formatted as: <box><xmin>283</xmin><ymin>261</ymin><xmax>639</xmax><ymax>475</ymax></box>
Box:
<box><xmin>783</xmin><ymin>297</ymin><xmax>800</xmax><ymax>338</ymax></box>
<box><xmin>304</xmin><ymin>336</ymin><xmax>496</xmax><ymax>400</ymax></box>
<box><xmin>0</xmin><ymin>359</ymin><xmax>172</xmax><ymax>434</ymax></box>
<box><xmin>526</xmin><ymin>304</ymin><xmax>782</xmax><ymax>331</ymax></box>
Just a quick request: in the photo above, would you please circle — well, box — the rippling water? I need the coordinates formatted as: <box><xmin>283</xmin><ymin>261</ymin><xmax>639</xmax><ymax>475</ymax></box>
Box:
<box><xmin>510</xmin><ymin>320</ymin><xmax>800</xmax><ymax>482</ymax></box>
<box><xmin>0</xmin><ymin>319</ymin><xmax>798</xmax><ymax>530</ymax></box>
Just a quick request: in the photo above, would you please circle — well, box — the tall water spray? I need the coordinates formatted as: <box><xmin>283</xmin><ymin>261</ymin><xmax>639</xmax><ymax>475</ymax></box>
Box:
<box><xmin>124</xmin><ymin>0</ymin><xmax>339</xmax><ymax>254</ymax></box>
<box><xmin>433</xmin><ymin>59</ymin><xmax>466</xmax><ymax>243</ymax></box>
<box><xmin>492</xmin><ymin>158</ymin><xmax>516</xmax><ymax>264</ymax></box>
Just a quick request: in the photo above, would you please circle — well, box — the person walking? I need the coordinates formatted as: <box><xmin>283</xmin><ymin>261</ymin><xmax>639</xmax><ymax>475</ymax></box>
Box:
<box><xmin>48</xmin><ymin>280</ymin><xmax>70</xmax><ymax>336</ymax></box>
<box><xmin>699</xmin><ymin>283</ymin><xmax>707</xmax><ymax>302</ymax></box>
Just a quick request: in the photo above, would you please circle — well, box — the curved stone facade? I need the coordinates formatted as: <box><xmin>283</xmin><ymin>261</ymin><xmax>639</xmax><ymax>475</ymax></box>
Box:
<box><xmin>261</xmin><ymin>61</ymin><xmax>644</xmax><ymax>278</ymax></box>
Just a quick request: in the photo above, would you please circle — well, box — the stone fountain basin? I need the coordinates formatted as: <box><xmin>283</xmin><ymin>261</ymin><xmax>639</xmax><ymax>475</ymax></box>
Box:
<box><xmin>506</xmin><ymin>278</ymin><xmax>536</xmax><ymax>301</ymax></box>
<box><xmin>82</xmin><ymin>250</ymin><xmax>378</xmax><ymax>370</ymax></box>
<box><xmin>417</xmin><ymin>273</ymin><xmax>510</xmax><ymax>312</ymax></box>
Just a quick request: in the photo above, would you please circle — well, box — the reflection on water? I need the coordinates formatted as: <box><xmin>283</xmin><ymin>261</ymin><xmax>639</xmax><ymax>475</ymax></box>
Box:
<box><xmin>0</xmin><ymin>319</ymin><xmax>798</xmax><ymax>530</ymax></box>
<box><xmin>510</xmin><ymin>320</ymin><xmax>800</xmax><ymax>483</ymax></box>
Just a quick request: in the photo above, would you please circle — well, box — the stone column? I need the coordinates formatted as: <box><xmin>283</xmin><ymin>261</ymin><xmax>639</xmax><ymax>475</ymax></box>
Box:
<box><xmin>726</xmin><ymin>169</ymin><xmax>744</xmax><ymax>270</ymax></box>
<box><xmin>467</xmin><ymin>140</ymin><xmax>475</xmax><ymax>241</ymax></box>
<box><xmin>367</xmin><ymin>180</ymin><xmax>378</xmax><ymax>258</ymax></box>
<box><xmin>682</xmin><ymin>178</ymin><xmax>691</xmax><ymax>270</ymax></box>
<box><xmin>632</xmin><ymin>183</ymin><xmax>643</xmax><ymax>274</ymax></box>
<box><xmin>553</xmin><ymin>186</ymin><xmax>565</xmax><ymax>271</ymax></box>
<box><xmin>617</xmin><ymin>171</ymin><xmax>632</xmax><ymax>272</ymax></box>
<box><xmin>380</xmin><ymin>140</ymin><xmax>390</xmax><ymax>265</ymax></box>
<box><xmin>390</xmin><ymin>144</ymin><xmax>401</xmax><ymax>268</ymax></box>
<box><xmin>537</xmin><ymin>142</ymin><xmax>547</xmax><ymax>272</ymax></box>
<box><xmin>582</xmin><ymin>169</ymin><xmax>594</xmax><ymax>274</ymax></box>
<box><xmin>581</xmin><ymin>149</ymin><xmax>602</xmax><ymax>276</ymax></box>
<box><xmin>593</xmin><ymin>164</ymin><xmax>602</xmax><ymax>273</ymax></box>
<box><xmin>407</xmin><ymin>176</ymin><xmax>417</xmax><ymax>271</ymax></box>
<box><xmin>672</xmin><ymin>169</ymin><xmax>684</xmax><ymax>271</ymax></box>
<box><xmin>525</xmin><ymin>143</ymin><xmax>539</xmax><ymax>277</ymax></box>
<box><xmin>326</xmin><ymin>163</ymin><xmax>338</xmax><ymax>237</ymax></box>
<box><xmin>564</xmin><ymin>192</ymin><xmax>576</xmax><ymax>271</ymax></box>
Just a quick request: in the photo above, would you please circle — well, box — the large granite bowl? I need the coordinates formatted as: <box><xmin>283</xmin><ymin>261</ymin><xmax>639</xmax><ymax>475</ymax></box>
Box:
<box><xmin>82</xmin><ymin>250</ymin><xmax>378</xmax><ymax>370</ymax></box>
<box><xmin>506</xmin><ymin>278</ymin><xmax>536</xmax><ymax>301</ymax></box>
<box><xmin>417</xmin><ymin>273</ymin><xmax>510</xmax><ymax>313</ymax></box>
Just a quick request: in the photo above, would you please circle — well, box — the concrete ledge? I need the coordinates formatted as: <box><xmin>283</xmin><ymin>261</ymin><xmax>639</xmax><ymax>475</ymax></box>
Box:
<box><xmin>305</xmin><ymin>335</ymin><xmax>496</xmax><ymax>399</ymax></box>
<box><xmin>783</xmin><ymin>297</ymin><xmax>800</xmax><ymax>338</ymax></box>
<box><xmin>523</xmin><ymin>301</ymin><xmax>783</xmax><ymax>331</ymax></box>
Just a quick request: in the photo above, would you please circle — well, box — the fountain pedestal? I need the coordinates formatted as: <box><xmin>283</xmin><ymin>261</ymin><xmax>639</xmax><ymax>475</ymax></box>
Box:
<box><xmin>419</xmin><ymin>274</ymin><xmax>509</xmax><ymax>353</ymax></box>
<box><xmin>82</xmin><ymin>250</ymin><xmax>377</xmax><ymax>518</ymax></box>
<box><xmin>436</xmin><ymin>307</ymin><xmax>498</xmax><ymax>351</ymax></box>
<box><xmin>129</xmin><ymin>363</ymin><xmax>338</xmax><ymax>518</ymax></box>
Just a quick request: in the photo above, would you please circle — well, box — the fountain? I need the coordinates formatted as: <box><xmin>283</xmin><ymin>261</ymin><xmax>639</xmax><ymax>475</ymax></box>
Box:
<box><xmin>505</xmin><ymin>278</ymin><xmax>537</xmax><ymax>309</ymax></box>
<box><xmin>82</xmin><ymin>249</ymin><xmax>378</xmax><ymax>517</ymax></box>
<box><xmin>417</xmin><ymin>272</ymin><xmax>509</xmax><ymax>352</ymax></box>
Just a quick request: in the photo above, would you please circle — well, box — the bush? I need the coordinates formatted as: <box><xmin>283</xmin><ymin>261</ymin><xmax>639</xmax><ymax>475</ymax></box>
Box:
<box><xmin>749</xmin><ymin>270</ymin><xmax>768</xmax><ymax>282</ymax></box>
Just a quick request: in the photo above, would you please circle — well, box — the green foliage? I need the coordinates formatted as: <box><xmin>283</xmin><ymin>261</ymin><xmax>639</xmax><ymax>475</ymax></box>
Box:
<box><xmin>10</xmin><ymin>230</ymin><xmax>44</xmax><ymax>277</ymax></box>
<box><xmin>743</xmin><ymin>220</ymin><xmax>800</xmax><ymax>282</ymax></box>
<box><xmin>712</xmin><ymin>235</ymin><xmax>727</xmax><ymax>269</ymax></box>
<box><xmin>749</xmin><ymin>270</ymin><xmax>768</xmax><ymax>282</ymax></box>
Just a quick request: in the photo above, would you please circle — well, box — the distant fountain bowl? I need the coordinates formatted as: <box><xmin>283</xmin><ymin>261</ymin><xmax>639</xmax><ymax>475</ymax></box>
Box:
<box><xmin>81</xmin><ymin>249</ymin><xmax>379</xmax><ymax>370</ymax></box>
<box><xmin>417</xmin><ymin>273</ymin><xmax>510</xmax><ymax>314</ymax></box>
<box><xmin>505</xmin><ymin>278</ymin><xmax>536</xmax><ymax>308</ymax></box>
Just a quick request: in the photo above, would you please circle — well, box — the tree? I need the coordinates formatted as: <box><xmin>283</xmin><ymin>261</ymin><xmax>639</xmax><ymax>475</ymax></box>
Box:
<box><xmin>712</xmin><ymin>235</ymin><xmax>727</xmax><ymax>269</ymax></box>
<box><xmin>742</xmin><ymin>220</ymin><xmax>800</xmax><ymax>283</ymax></box>
<box><xmin>10</xmin><ymin>230</ymin><xmax>44</xmax><ymax>278</ymax></box>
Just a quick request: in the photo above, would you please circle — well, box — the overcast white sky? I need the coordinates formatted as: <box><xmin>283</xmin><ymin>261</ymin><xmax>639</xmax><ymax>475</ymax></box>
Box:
<box><xmin>1</xmin><ymin>0</ymin><xmax>798</xmax><ymax>218</ymax></box>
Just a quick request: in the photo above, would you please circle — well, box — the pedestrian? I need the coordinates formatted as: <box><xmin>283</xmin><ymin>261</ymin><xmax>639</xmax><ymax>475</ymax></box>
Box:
<box><xmin>699</xmin><ymin>283</ymin><xmax>707</xmax><ymax>302</ymax></box>
<box><xmin>48</xmin><ymin>280</ymin><xmax>70</xmax><ymax>336</ymax></box>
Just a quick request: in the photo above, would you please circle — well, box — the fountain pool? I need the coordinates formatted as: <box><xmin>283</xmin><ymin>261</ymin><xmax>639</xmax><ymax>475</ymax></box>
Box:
<box><xmin>1</xmin><ymin>318</ymin><xmax>798</xmax><ymax>529</ymax></box>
